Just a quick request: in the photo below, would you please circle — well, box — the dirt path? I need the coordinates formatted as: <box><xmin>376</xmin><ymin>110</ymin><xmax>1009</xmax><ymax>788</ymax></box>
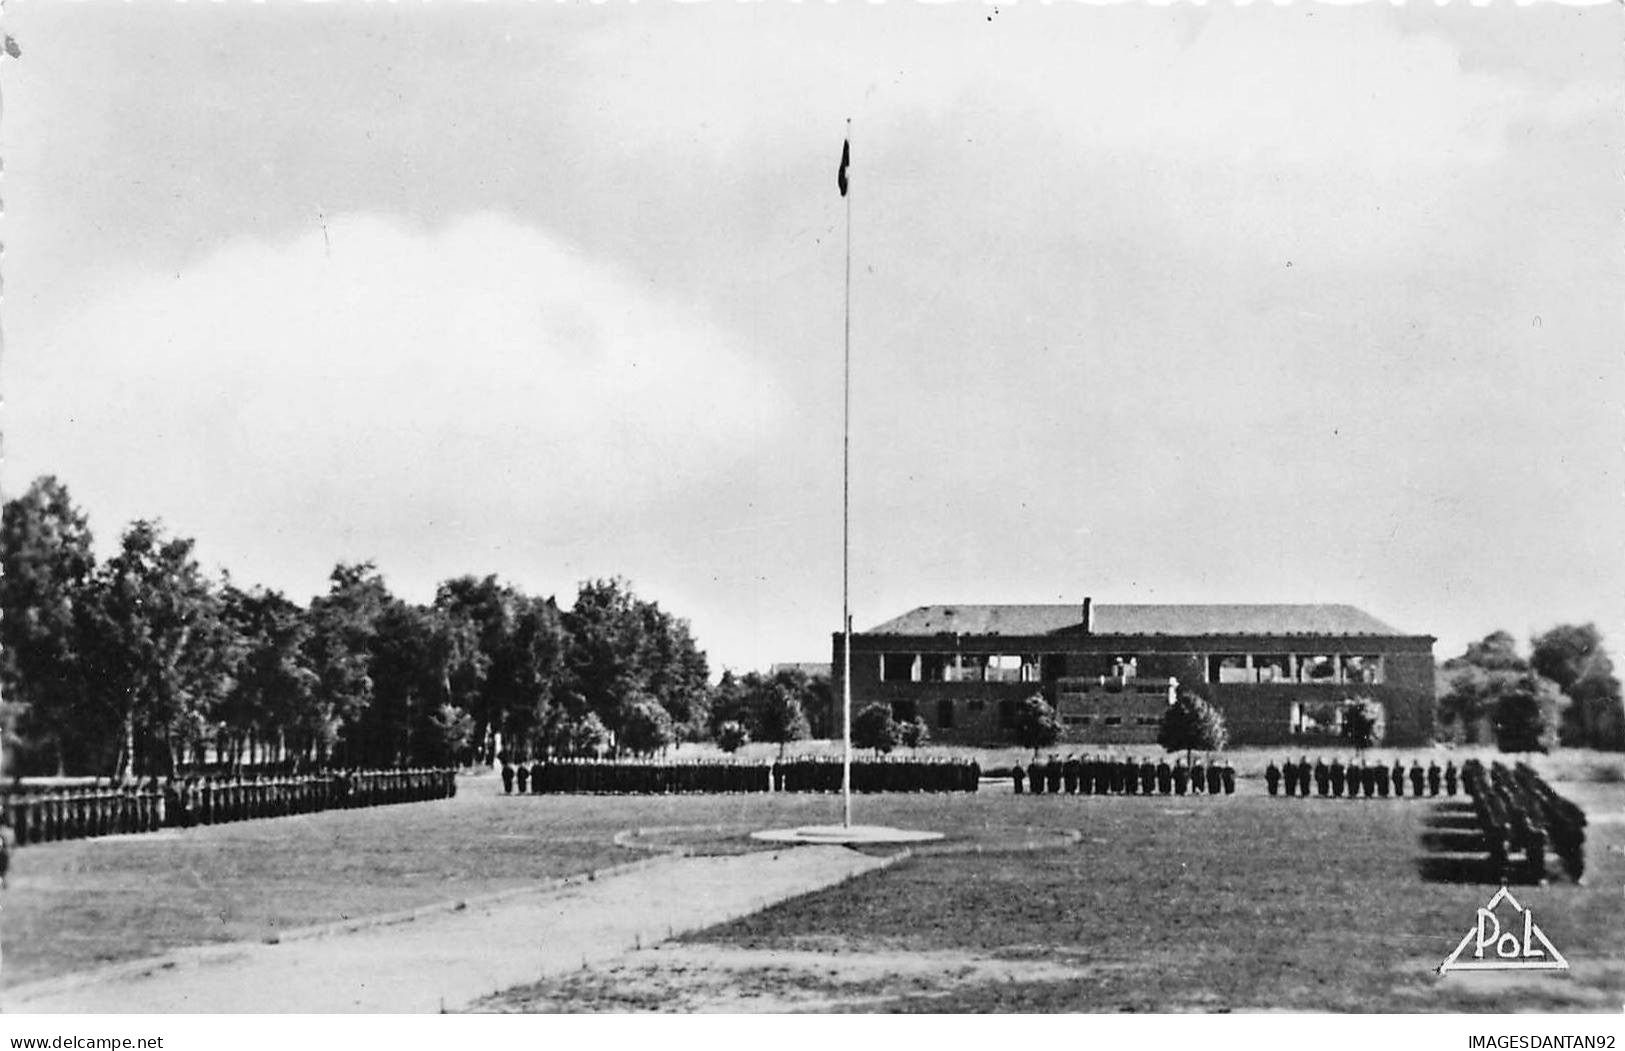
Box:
<box><xmin>4</xmin><ymin>845</ymin><xmax>894</xmax><ymax>1014</ymax></box>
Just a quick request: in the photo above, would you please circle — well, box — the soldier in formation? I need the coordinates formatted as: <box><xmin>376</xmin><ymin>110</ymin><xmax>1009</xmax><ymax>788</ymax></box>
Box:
<box><xmin>1263</xmin><ymin>756</ymin><xmax>1466</xmax><ymax>803</ymax></box>
<box><xmin>0</xmin><ymin>768</ymin><xmax>455</xmax><ymax>847</ymax></box>
<box><xmin>1462</xmin><ymin>759</ymin><xmax>1587</xmax><ymax>885</ymax></box>
<box><xmin>1017</xmin><ymin>753</ymin><xmax>1233</xmax><ymax>800</ymax></box>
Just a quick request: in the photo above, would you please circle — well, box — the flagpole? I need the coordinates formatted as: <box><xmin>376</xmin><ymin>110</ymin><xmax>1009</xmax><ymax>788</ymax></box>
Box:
<box><xmin>841</xmin><ymin>118</ymin><xmax>853</xmax><ymax>830</ymax></box>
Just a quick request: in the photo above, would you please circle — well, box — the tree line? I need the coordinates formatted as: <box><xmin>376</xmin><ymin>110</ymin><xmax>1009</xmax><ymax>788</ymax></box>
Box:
<box><xmin>1438</xmin><ymin>627</ymin><xmax>1625</xmax><ymax>752</ymax></box>
<box><xmin>0</xmin><ymin>475</ymin><xmax>805</xmax><ymax>778</ymax></box>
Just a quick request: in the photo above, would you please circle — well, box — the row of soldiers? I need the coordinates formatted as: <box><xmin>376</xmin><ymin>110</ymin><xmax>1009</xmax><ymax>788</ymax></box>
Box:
<box><xmin>778</xmin><ymin>756</ymin><xmax>980</xmax><ymax>794</ymax></box>
<box><xmin>2</xmin><ymin>768</ymin><xmax>457</xmax><ymax>848</ymax></box>
<box><xmin>1012</xmin><ymin>755</ymin><xmax>1236</xmax><ymax>797</ymax></box>
<box><xmin>503</xmin><ymin>757</ymin><xmax>983</xmax><ymax>795</ymax></box>
<box><xmin>1464</xmin><ymin>760</ymin><xmax>1586</xmax><ymax>884</ymax></box>
<box><xmin>513</xmin><ymin>759</ymin><xmax>771</xmax><ymax>795</ymax></box>
<box><xmin>1266</xmin><ymin>757</ymin><xmax>1460</xmax><ymax>799</ymax></box>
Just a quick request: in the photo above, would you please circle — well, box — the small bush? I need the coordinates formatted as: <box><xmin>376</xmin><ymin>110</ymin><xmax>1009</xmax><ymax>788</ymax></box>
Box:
<box><xmin>716</xmin><ymin>721</ymin><xmax>750</xmax><ymax>754</ymax></box>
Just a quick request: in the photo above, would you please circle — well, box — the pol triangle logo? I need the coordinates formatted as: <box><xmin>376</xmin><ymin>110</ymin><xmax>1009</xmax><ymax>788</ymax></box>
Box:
<box><xmin>1438</xmin><ymin>886</ymin><xmax>1569</xmax><ymax>974</ymax></box>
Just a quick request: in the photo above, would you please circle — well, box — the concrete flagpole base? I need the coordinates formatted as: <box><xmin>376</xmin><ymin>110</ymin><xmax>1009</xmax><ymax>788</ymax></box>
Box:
<box><xmin>751</xmin><ymin>825</ymin><xmax>944</xmax><ymax>846</ymax></box>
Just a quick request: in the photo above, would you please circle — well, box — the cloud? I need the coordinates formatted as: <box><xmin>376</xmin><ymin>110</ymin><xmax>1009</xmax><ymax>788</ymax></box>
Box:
<box><xmin>9</xmin><ymin>213</ymin><xmax>782</xmax><ymax>590</ymax></box>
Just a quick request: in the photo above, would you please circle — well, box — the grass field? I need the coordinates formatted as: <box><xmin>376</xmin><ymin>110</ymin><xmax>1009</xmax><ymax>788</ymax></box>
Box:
<box><xmin>8</xmin><ymin>766</ymin><xmax>1623</xmax><ymax>1012</ymax></box>
<box><xmin>494</xmin><ymin>783</ymin><xmax>1625</xmax><ymax>1012</ymax></box>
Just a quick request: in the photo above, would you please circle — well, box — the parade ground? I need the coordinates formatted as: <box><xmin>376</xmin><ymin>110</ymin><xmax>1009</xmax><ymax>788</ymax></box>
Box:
<box><xmin>3</xmin><ymin>759</ymin><xmax>1622</xmax><ymax>1013</ymax></box>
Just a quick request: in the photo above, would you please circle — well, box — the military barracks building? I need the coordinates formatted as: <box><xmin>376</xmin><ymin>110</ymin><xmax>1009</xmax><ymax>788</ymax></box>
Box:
<box><xmin>831</xmin><ymin>600</ymin><xmax>1436</xmax><ymax>747</ymax></box>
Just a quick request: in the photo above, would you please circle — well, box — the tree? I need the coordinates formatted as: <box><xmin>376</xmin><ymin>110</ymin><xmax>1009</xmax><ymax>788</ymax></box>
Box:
<box><xmin>638</xmin><ymin>602</ymin><xmax>710</xmax><ymax>738</ymax></box>
<box><xmin>501</xmin><ymin>593</ymin><xmax>568</xmax><ymax>757</ymax></box>
<box><xmin>1448</xmin><ymin>630</ymin><xmax>1527</xmax><ymax>672</ymax></box>
<box><xmin>752</xmin><ymin>679</ymin><xmax>810</xmax><ymax>756</ymax></box>
<box><xmin>547</xmin><ymin>710</ymin><xmax>610</xmax><ymax>758</ymax></box>
<box><xmin>619</xmin><ymin>695</ymin><xmax>676</xmax><ymax>756</ymax></box>
<box><xmin>424</xmin><ymin>703</ymin><xmax>475</xmax><ymax>766</ymax></box>
<box><xmin>355</xmin><ymin>600</ymin><xmax>439</xmax><ymax>768</ymax></box>
<box><xmin>1157</xmin><ymin>690</ymin><xmax>1227</xmax><ymax>763</ymax></box>
<box><xmin>562</xmin><ymin>578</ymin><xmax>711</xmax><ymax>753</ymax></box>
<box><xmin>1493</xmin><ymin>674</ymin><xmax>1563</xmax><ymax>754</ymax></box>
<box><xmin>1566</xmin><ymin>672</ymin><xmax>1625</xmax><ymax>752</ymax></box>
<box><xmin>1340</xmin><ymin>698</ymin><xmax>1383</xmax><ymax>754</ymax></box>
<box><xmin>900</xmin><ymin>714</ymin><xmax>930</xmax><ymax>749</ymax></box>
<box><xmin>715</xmin><ymin>720</ymin><xmax>750</xmax><ymax>753</ymax></box>
<box><xmin>707</xmin><ymin>670</ymin><xmax>750</xmax><ymax>737</ymax></box>
<box><xmin>1439</xmin><ymin>631</ymin><xmax>1537</xmax><ymax>745</ymax></box>
<box><xmin>852</xmin><ymin>702</ymin><xmax>899</xmax><ymax>754</ymax></box>
<box><xmin>359</xmin><ymin>597</ymin><xmax>493</xmax><ymax>768</ymax></box>
<box><xmin>1531</xmin><ymin>624</ymin><xmax>1625</xmax><ymax>750</ymax></box>
<box><xmin>220</xmin><ymin>586</ymin><xmax>319</xmax><ymax>768</ymax></box>
<box><xmin>1010</xmin><ymin>693</ymin><xmax>1062</xmax><ymax>755</ymax></box>
<box><xmin>305</xmin><ymin>562</ymin><xmax>391</xmax><ymax>766</ymax></box>
<box><xmin>79</xmin><ymin>520</ymin><xmax>237</xmax><ymax>779</ymax></box>
<box><xmin>0</xmin><ymin>476</ymin><xmax>98</xmax><ymax>773</ymax></box>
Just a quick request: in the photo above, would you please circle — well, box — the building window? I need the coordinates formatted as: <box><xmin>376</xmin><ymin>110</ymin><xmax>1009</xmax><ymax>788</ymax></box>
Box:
<box><xmin>997</xmin><ymin>699</ymin><xmax>1016</xmax><ymax>730</ymax></box>
<box><xmin>946</xmin><ymin>655</ymin><xmax>986</xmax><ymax>683</ymax></box>
<box><xmin>966</xmin><ymin>698</ymin><xmax>986</xmax><ymax>713</ymax></box>
<box><xmin>1136</xmin><ymin>716</ymin><xmax>1163</xmax><ymax>727</ymax></box>
<box><xmin>1062</xmin><ymin>714</ymin><xmax>1088</xmax><ymax>727</ymax></box>
<box><xmin>1253</xmin><ymin>655</ymin><xmax>1292</xmax><ymax>683</ymax></box>
<box><xmin>936</xmin><ymin>699</ymin><xmax>955</xmax><ymax>730</ymax></box>
<box><xmin>1291</xmin><ymin>701</ymin><xmax>1343</xmax><ymax>736</ymax></box>
<box><xmin>987</xmin><ymin>655</ymin><xmax>1023</xmax><ymax>683</ymax></box>
<box><xmin>1341</xmin><ymin>655</ymin><xmax>1383</xmax><ymax>685</ymax></box>
<box><xmin>1208</xmin><ymin>654</ymin><xmax>1250</xmax><ymax>684</ymax></box>
<box><xmin>880</xmin><ymin>653</ymin><xmax>915</xmax><ymax>683</ymax></box>
<box><xmin>891</xmin><ymin>700</ymin><xmax>917</xmax><ymax>723</ymax></box>
<box><xmin>1103</xmin><ymin>716</ymin><xmax>1124</xmax><ymax>727</ymax></box>
<box><xmin>919</xmin><ymin>653</ymin><xmax>948</xmax><ymax>682</ymax></box>
<box><xmin>1299</xmin><ymin>655</ymin><xmax>1337</xmax><ymax>683</ymax></box>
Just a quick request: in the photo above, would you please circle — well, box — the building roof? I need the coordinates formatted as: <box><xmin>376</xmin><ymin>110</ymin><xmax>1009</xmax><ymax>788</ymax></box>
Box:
<box><xmin>864</xmin><ymin>603</ymin><xmax>1409</xmax><ymax>637</ymax></box>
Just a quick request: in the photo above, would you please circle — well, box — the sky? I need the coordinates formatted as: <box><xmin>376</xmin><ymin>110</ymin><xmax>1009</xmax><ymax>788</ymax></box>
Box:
<box><xmin>1</xmin><ymin>2</ymin><xmax>1619</xmax><ymax>675</ymax></box>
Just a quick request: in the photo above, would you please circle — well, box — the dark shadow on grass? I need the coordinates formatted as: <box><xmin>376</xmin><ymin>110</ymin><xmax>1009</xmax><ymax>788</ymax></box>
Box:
<box><xmin>1416</xmin><ymin>854</ymin><xmax>1504</xmax><ymax>884</ymax></box>
<box><xmin>1417</xmin><ymin>802</ymin><xmax>1504</xmax><ymax>885</ymax></box>
<box><xmin>1422</xmin><ymin>815</ymin><xmax>1480</xmax><ymax>832</ymax></box>
<box><xmin>1419</xmin><ymin>830</ymin><xmax>1486</xmax><ymax>852</ymax></box>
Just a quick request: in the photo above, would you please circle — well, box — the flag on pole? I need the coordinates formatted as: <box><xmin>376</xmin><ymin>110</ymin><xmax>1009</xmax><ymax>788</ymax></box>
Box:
<box><xmin>838</xmin><ymin>139</ymin><xmax>850</xmax><ymax>197</ymax></box>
